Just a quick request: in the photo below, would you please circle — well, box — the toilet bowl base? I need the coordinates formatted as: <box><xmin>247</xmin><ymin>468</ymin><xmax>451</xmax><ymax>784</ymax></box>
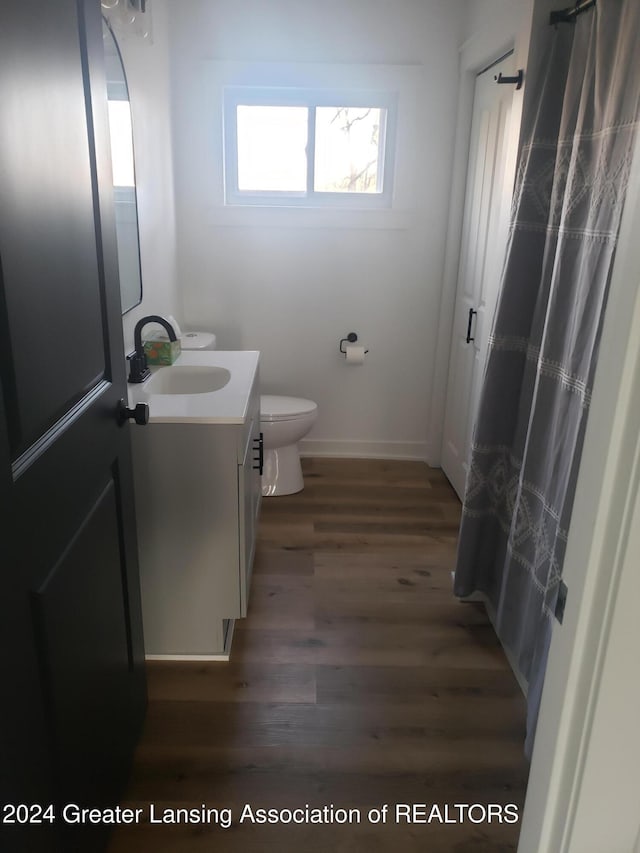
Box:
<box><xmin>261</xmin><ymin>444</ymin><xmax>304</xmax><ymax>496</ymax></box>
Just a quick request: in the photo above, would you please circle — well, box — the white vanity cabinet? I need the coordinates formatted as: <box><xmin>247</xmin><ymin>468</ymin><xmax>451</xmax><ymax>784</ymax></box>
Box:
<box><xmin>130</xmin><ymin>357</ymin><xmax>261</xmax><ymax>658</ymax></box>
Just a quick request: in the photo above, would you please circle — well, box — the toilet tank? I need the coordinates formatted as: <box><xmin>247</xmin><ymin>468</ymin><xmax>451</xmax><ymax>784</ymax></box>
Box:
<box><xmin>144</xmin><ymin>315</ymin><xmax>217</xmax><ymax>350</ymax></box>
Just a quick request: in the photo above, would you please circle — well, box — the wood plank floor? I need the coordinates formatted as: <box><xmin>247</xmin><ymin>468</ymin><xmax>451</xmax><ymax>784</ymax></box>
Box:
<box><xmin>108</xmin><ymin>459</ymin><xmax>529</xmax><ymax>853</ymax></box>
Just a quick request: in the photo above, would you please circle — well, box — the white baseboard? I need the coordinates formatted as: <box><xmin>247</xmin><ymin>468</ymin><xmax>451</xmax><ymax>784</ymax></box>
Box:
<box><xmin>145</xmin><ymin>620</ymin><xmax>235</xmax><ymax>663</ymax></box>
<box><xmin>145</xmin><ymin>652</ymin><xmax>230</xmax><ymax>661</ymax></box>
<box><xmin>300</xmin><ymin>439</ymin><xmax>429</xmax><ymax>461</ymax></box>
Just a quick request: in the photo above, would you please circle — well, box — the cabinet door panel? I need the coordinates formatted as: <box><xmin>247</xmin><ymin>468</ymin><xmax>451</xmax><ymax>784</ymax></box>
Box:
<box><xmin>134</xmin><ymin>423</ymin><xmax>241</xmax><ymax>653</ymax></box>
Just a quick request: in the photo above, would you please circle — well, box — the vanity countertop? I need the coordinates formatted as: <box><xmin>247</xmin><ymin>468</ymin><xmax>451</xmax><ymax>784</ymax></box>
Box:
<box><xmin>127</xmin><ymin>350</ymin><xmax>260</xmax><ymax>424</ymax></box>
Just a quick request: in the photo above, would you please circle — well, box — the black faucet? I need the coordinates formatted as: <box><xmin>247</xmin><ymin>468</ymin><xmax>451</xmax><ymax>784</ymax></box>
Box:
<box><xmin>128</xmin><ymin>315</ymin><xmax>178</xmax><ymax>383</ymax></box>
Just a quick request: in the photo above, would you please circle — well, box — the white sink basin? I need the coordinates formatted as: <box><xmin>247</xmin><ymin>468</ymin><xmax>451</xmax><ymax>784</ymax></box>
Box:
<box><xmin>144</xmin><ymin>365</ymin><xmax>231</xmax><ymax>395</ymax></box>
<box><xmin>128</xmin><ymin>351</ymin><xmax>259</xmax><ymax>424</ymax></box>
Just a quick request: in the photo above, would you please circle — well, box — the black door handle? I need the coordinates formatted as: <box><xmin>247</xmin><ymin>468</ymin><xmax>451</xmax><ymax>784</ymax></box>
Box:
<box><xmin>466</xmin><ymin>309</ymin><xmax>477</xmax><ymax>344</ymax></box>
<box><xmin>253</xmin><ymin>432</ymin><xmax>264</xmax><ymax>475</ymax></box>
<box><xmin>118</xmin><ymin>399</ymin><xmax>149</xmax><ymax>427</ymax></box>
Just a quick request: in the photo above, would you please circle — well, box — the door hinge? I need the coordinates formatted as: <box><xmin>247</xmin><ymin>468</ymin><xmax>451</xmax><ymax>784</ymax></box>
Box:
<box><xmin>555</xmin><ymin>580</ymin><xmax>568</xmax><ymax>624</ymax></box>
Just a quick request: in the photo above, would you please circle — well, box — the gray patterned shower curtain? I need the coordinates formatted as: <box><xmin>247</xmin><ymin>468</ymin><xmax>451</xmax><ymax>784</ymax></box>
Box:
<box><xmin>453</xmin><ymin>0</ymin><xmax>640</xmax><ymax>754</ymax></box>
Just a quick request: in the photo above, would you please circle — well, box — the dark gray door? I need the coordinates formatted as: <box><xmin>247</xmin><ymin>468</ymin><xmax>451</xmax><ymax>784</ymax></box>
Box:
<box><xmin>0</xmin><ymin>2</ymin><xmax>146</xmax><ymax>850</ymax></box>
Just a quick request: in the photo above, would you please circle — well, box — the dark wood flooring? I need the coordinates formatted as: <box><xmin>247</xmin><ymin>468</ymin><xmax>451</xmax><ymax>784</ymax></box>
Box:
<box><xmin>108</xmin><ymin>458</ymin><xmax>529</xmax><ymax>852</ymax></box>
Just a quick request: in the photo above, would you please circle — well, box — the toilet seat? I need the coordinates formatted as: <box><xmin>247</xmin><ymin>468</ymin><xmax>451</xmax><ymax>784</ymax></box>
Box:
<box><xmin>261</xmin><ymin>395</ymin><xmax>317</xmax><ymax>422</ymax></box>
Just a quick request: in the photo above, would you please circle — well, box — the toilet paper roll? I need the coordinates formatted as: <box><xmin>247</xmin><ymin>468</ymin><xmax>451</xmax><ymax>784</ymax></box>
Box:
<box><xmin>345</xmin><ymin>344</ymin><xmax>366</xmax><ymax>365</ymax></box>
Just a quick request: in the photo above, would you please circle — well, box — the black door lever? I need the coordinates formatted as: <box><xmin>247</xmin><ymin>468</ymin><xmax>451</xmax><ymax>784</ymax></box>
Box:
<box><xmin>117</xmin><ymin>399</ymin><xmax>149</xmax><ymax>427</ymax></box>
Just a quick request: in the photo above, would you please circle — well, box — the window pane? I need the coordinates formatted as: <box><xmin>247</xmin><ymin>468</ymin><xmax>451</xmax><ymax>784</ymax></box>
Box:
<box><xmin>314</xmin><ymin>107</ymin><xmax>385</xmax><ymax>194</ymax></box>
<box><xmin>236</xmin><ymin>105</ymin><xmax>308</xmax><ymax>192</ymax></box>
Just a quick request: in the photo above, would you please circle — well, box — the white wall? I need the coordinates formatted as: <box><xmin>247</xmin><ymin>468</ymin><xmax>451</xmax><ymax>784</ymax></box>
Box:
<box><xmin>168</xmin><ymin>0</ymin><xmax>465</xmax><ymax>460</ymax></box>
<box><xmin>108</xmin><ymin>0</ymin><xmax>181</xmax><ymax>355</ymax></box>
<box><xmin>461</xmin><ymin>0</ymin><xmax>522</xmax><ymax>45</ymax></box>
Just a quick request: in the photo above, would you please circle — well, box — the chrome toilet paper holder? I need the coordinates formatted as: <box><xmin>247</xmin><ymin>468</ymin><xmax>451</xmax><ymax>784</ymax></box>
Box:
<box><xmin>339</xmin><ymin>332</ymin><xmax>369</xmax><ymax>355</ymax></box>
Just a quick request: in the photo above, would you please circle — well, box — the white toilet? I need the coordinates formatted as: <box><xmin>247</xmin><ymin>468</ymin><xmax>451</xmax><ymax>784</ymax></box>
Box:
<box><xmin>260</xmin><ymin>396</ymin><xmax>318</xmax><ymax>496</ymax></box>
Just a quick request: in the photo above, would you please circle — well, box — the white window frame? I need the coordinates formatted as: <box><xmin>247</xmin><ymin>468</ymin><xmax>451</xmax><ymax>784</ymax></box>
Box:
<box><xmin>223</xmin><ymin>86</ymin><xmax>397</xmax><ymax>209</ymax></box>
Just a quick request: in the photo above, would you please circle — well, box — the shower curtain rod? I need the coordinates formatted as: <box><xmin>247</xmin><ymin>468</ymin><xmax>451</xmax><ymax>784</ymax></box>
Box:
<box><xmin>549</xmin><ymin>0</ymin><xmax>596</xmax><ymax>25</ymax></box>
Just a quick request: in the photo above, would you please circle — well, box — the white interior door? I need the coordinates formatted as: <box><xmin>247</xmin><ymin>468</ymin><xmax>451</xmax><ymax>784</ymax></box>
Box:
<box><xmin>442</xmin><ymin>53</ymin><xmax>518</xmax><ymax>499</ymax></box>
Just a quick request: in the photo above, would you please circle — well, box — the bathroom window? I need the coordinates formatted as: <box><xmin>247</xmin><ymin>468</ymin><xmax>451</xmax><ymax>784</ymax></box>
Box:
<box><xmin>223</xmin><ymin>87</ymin><xmax>396</xmax><ymax>208</ymax></box>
